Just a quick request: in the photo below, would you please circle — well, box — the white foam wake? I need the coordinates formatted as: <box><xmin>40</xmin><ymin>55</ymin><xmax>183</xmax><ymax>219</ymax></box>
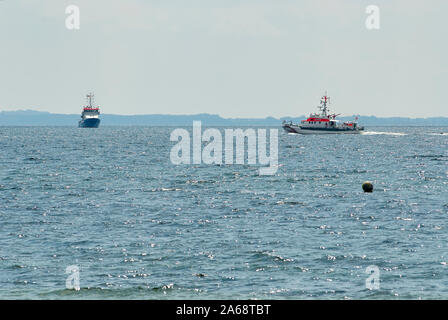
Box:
<box><xmin>429</xmin><ymin>132</ymin><xmax>448</xmax><ymax>136</ymax></box>
<box><xmin>361</xmin><ymin>131</ymin><xmax>407</xmax><ymax>136</ymax></box>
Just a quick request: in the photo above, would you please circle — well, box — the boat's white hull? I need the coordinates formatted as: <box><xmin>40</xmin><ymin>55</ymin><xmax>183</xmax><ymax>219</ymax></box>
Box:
<box><xmin>283</xmin><ymin>124</ymin><xmax>363</xmax><ymax>135</ymax></box>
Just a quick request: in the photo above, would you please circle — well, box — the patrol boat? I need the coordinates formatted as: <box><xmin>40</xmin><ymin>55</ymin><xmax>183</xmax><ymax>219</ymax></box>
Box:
<box><xmin>78</xmin><ymin>93</ymin><xmax>101</xmax><ymax>128</ymax></box>
<box><xmin>282</xmin><ymin>93</ymin><xmax>364</xmax><ymax>134</ymax></box>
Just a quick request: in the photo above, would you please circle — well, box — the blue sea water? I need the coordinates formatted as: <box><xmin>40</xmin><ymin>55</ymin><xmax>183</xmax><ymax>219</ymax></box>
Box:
<box><xmin>0</xmin><ymin>126</ymin><xmax>448</xmax><ymax>299</ymax></box>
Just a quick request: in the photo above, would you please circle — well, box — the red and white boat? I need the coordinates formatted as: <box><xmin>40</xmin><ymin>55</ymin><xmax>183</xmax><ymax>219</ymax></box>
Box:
<box><xmin>282</xmin><ymin>93</ymin><xmax>364</xmax><ymax>134</ymax></box>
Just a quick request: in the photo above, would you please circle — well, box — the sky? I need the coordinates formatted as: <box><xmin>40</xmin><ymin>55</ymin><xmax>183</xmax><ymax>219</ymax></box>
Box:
<box><xmin>0</xmin><ymin>0</ymin><xmax>446</xmax><ymax>118</ymax></box>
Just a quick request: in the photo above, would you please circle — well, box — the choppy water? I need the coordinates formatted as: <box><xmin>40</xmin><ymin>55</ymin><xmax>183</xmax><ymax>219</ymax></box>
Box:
<box><xmin>0</xmin><ymin>126</ymin><xmax>448</xmax><ymax>299</ymax></box>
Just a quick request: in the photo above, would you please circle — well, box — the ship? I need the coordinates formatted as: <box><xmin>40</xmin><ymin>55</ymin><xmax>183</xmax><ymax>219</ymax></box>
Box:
<box><xmin>78</xmin><ymin>93</ymin><xmax>101</xmax><ymax>128</ymax></box>
<box><xmin>282</xmin><ymin>93</ymin><xmax>364</xmax><ymax>134</ymax></box>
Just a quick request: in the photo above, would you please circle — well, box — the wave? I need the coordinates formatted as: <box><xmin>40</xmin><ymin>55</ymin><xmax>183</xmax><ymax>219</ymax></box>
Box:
<box><xmin>361</xmin><ymin>131</ymin><xmax>407</xmax><ymax>136</ymax></box>
<box><xmin>251</xmin><ymin>250</ymin><xmax>295</xmax><ymax>264</ymax></box>
<box><xmin>276</xmin><ymin>200</ymin><xmax>305</xmax><ymax>206</ymax></box>
<box><xmin>36</xmin><ymin>284</ymin><xmax>185</xmax><ymax>299</ymax></box>
<box><xmin>408</xmin><ymin>154</ymin><xmax>447</xmax><ymax>159</ymax></box>
<box><xmin>429</xmin><ymin>132</ymin><xmax>448</xmax><ymax>136</ymax></box>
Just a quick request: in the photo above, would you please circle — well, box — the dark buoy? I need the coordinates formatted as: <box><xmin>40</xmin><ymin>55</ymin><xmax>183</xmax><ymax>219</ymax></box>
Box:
<box><xmin>362</xmin><ymin>181</ymin><xmax>373</xmax><ymax>193</ymax></box>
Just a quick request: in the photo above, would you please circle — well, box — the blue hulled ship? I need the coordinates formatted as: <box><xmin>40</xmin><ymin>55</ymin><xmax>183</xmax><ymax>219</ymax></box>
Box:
<box><xmin>78</xmin><ymin>93</ymin><xmax>101</xmax><ymax>128</ymax></box>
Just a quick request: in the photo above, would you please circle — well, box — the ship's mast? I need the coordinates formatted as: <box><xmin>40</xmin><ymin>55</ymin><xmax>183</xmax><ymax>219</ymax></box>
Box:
<box><xmin>319</xmin><ymin>92</ymin><xmax>330</xmax><ymax>117</ymax></box>
<box><xmin>86</xmin><ymin>92</ymin><xmax>94</xmax><ymax>108</ymax></box>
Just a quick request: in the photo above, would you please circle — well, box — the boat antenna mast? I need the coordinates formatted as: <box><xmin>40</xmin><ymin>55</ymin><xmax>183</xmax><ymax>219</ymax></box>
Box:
<box><xmin>86</xmin><ymin>92</ymin><xmax>94</xmax><ymax>108</ymax></box>
<box><xmin>319</xmin><ymin>91</ymin><xmax>330</xmax><ymax>117</ymax></box>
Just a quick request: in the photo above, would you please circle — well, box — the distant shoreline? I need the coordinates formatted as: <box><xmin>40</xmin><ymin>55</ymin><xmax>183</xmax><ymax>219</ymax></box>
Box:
<box><xmin>1</xmin><ymin>110</ymin><xmax>448</xmax><ymax>126</ymax></box>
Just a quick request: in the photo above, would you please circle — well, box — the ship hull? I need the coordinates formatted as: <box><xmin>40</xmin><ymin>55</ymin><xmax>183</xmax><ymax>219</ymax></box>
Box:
<box><xmin>78</xmin><ymin>118</ymin><xmax>100</xmax><ymax>128</ymax></box>
<box><xmin>283</xmin><ymin>124</ymin><xmax>363</xmax><ymax>134</ymax></box>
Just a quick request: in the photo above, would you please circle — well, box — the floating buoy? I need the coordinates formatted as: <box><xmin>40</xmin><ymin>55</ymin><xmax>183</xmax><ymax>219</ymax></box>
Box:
<box><xmin>362</xmin><ymin>181</ymin><xmax>373</xmax><ymax>193</ymax></box>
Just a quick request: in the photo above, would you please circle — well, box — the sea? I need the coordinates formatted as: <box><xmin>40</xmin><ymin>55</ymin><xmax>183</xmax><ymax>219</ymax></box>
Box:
<box><xmin>0</xmin><ymin>126</ymin><xmax>447</xmax><ymax>299</ymax></box>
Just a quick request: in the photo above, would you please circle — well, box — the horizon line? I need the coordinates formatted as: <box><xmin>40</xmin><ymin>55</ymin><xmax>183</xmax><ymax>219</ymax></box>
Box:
<box><xmin>2</xmin><ymin>109</ymin><xmax>448</xmax><ymax>120</ymax></box>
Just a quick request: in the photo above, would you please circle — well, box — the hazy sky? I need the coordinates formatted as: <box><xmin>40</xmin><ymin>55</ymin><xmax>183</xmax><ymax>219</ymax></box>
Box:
<box><xmin>0</xmin><ymin>0</ymin><xmax>446</xmax><ymax>118</ymax></box>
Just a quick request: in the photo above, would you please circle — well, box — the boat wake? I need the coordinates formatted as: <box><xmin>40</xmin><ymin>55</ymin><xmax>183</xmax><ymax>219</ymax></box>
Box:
<box><xmin>361</xmin><ymin>131</ymin><xmax>407</xmax><ymax>136</ymax></box>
